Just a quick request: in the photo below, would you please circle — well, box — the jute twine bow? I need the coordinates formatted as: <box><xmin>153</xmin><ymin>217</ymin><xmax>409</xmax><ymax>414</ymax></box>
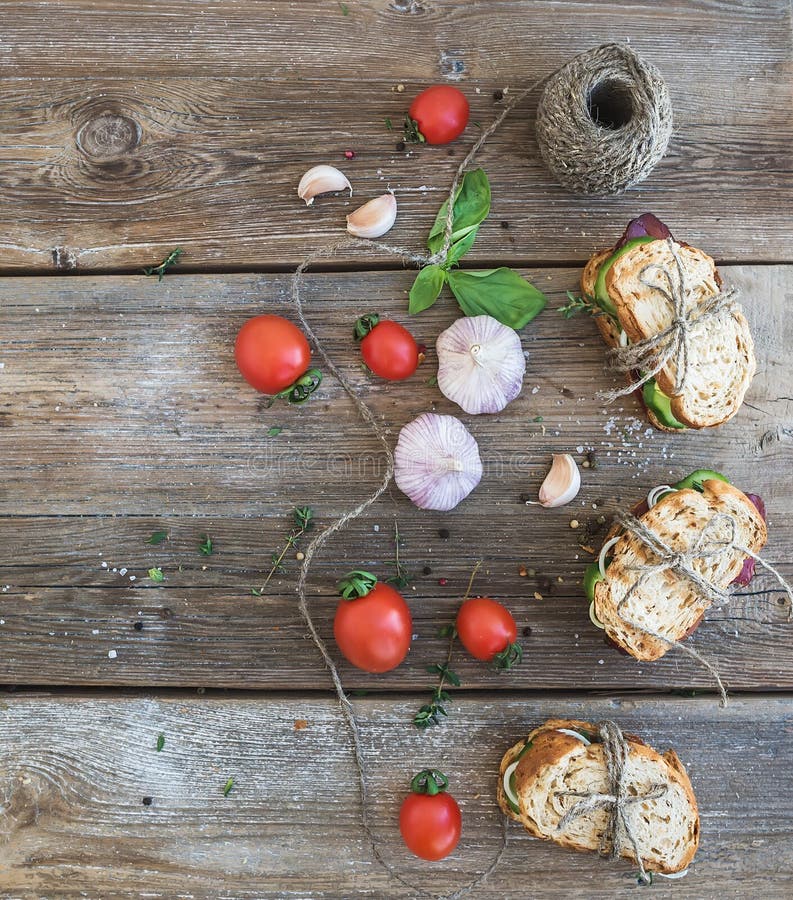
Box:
<box><xmin>556</xmin><ymin>720</ymin><xmax>667</xmax><ymax>885</ymax></box>
<box><xmin>598</xmin><ymin>238</ymin><xmax>741</xmax><ymax>403</ymax></box>
<box><xmin>611</xmin><ymin>511</ymin><xmax>793</xmax><ymax>706</ymax></box>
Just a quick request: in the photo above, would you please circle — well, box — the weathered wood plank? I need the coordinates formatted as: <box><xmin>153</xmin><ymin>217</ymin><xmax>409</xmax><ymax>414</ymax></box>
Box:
<box><xmin>0</xmin><ymin>267</ymin><xmax>791</xmax><ymax>689</ymax></box>
<box><xmin>0</xmin><ymin>1</ymin><xmax>790</xmax><ymax>269</ymax></box>
<box><xmin>0</xmin><ymin>692</ymin><xmax>790</xmax><ymax>898</ymax></box>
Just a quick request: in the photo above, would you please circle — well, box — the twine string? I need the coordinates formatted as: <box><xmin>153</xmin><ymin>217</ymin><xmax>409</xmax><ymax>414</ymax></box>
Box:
<box><xmin>598</xmin><ymin>239</ymin><xmax>740</xmax><ymax>403</ymax></box>
<box><xmin>555</xmin><ymin>720</ymin><xmax>668</xmax><ymax>884</ymax></box>
<box><xmin>609</xmin><ymin>511</ymin><xmax>793</xmax><ymax>706</ymax></box>
<box><xmin>287</xmin><ymin>74</ymin><xmax>550</xmax><ymax>900</ymax></box>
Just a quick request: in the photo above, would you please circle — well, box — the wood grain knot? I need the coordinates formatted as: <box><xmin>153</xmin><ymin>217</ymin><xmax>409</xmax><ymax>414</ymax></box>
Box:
<box><xmin>77</xmin><ymin>113</ymin><xmax>141</xmax><ymax>162</ymax></box>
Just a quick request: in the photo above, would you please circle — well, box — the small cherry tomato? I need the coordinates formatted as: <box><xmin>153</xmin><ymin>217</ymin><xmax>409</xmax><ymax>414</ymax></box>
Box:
<box><xmin>399</xmin><ymin>770</ymin><xmax>462</xmax><ymax>861</ymax></box>
<box><xmin>354</xmin><ymin>314</ymin><xmax>420</xmax><ymax>381</ymax></box>
<box><xmin>456</xmin><ymin>597</ymin><xmax>522</xmax><ymax>669</ymax></box>
<box><xmin>235</xmin><ymin>314</ymin><xmax>311</xmax><ymax>395</ymax></box>
<box><xmin>407</xmin><ymin>85</ymin><xmax>470</xmax><ymax>145</ymax></box>
<box><xmin>333</xmin><ymin>571</ymin><xmax>412</xmax><ymax>673</ymax></box>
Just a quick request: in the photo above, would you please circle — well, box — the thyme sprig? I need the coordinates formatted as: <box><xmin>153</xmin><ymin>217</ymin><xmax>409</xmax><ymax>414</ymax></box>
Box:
<box><xmin>255</xmin><ymin>506</ymin><xmax>314</xmax><ymax>593</ymax></box>
<box><xmin>385</xmin><ymin>520</ymin><xmax>412</xmax><ymax>590</ymax></box>
<box><xmin>413</xmin><ymin>560</ymin><xmax>481</xmax><ymax>730</ymax></box>
<box><xmin>143</xmin><ymin>247</ymin><xmax>183</xmax><ymax>282</ymax></box>
<box><xmin>559</xmin><ymin>291</ymin><xmax>601</xmax><ymax>319</ymax></box>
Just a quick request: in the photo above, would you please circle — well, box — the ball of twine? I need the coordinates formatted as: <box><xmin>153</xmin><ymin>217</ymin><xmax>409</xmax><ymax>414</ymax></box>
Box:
<box><xmin>535</xmin><ymin>43</ymin><xmax>673</xmax><ymax>196</ymax></box>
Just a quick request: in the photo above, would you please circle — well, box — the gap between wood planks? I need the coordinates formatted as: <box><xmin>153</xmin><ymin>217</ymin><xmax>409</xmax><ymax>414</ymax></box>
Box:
<box><xmin>2</xmin><ymin>259</ymin><xmax>793</xmax><ymax>278</ymax></box>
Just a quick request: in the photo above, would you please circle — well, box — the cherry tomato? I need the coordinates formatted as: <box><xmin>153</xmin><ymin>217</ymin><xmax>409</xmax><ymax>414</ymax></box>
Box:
<box><xmin>334</xmin><ymin>571</ymin><xmax>412</xmax><ymax>673</ymax></box>
<box><xmin>399</xmin><ymin>770</ymin><xmax>462</xmax><ymax>861</ymax></box>
<box><xmin>407</xmin><ymin>85</ymin><xmax>469</xmax><ymax>145</ymax></box>
<box><xmin>235</xmin><ymin>315</ymin><xmax>311</xmax><ymax>395</ymax></box>
<box><xmin>456</xmin><ymin>597</ymin><xmax>521</xmax><ymax>667</ymax></box>
<box><xmin>355</xmin><ymin>314</ymin><xmax>419</xmax><ymax>381</ymax></box>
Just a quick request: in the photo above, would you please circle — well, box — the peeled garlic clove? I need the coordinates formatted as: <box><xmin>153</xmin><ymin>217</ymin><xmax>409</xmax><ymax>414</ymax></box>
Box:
<box><xmin>298</xmin><ymin>165</ymin><xmax>352</xmax><ymax>206</ymax></box>
<box><xmin>346</xmin><ymin>193</ymin><xmax>397</xmax><ymax>239</ymax></box>
<box><xmin>394</xmin><ymin>412</ymin><xmax>482</xmax><ymax>511</ymax></box>
<box><xmin>436</xmin><ymin>315</ymin><xmax>525</xmax><ymax>415</ymax></box>
<box><xmin>538</xmin><ymin>454</ymin><xmax>581</xmax><ymax>508</ymax></box>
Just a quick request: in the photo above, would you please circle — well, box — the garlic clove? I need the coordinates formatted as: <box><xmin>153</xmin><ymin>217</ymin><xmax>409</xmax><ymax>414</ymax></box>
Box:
<box><xmin>394</xmin><ymin>412</ymin><xmax>482</xmax><ymax>511</ymax></box>
<box><xmin>436</xmin><ymin>315</ymin><xmax>525</xmax><ymax>415</ymax></box>
<box><xmin>346</xmin><ymin>193</ymin><xmax>397</xmax><ymax>239</ymax></box>
<box><xmin>298</xmin><ymin>165</ymin><xmax>352</xmax><ymax>206</ymax></box>
<box><xmin>538</xmin><ymin>454</ymin><xmax>581</xmax><ymax>508</ymax></box>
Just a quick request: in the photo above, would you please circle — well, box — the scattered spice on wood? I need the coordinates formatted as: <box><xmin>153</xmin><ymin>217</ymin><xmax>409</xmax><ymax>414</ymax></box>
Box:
<box><xmin>438</xmin><ymin>578</ymin><xmax>448</xmax><ymax>586</ymax></box>
<box><xmin>438</xmin><ymin>528</ymin><xmax>450</xmax><ymax>539</ymax></box>
<box><xmin>294</xmin><ymin>719</ymin><xmax>309</xmax><ymax>731</ymax></box>
<box><xmin>422</xmin><ymin>566</ymin><xmax>432</xmax><ymax>576</ymax></box>
<box><xmin>133</xmin><ymin>621</ymin><xmax>144</xmax><ymax>631</ymax></box>
<box><xmin>258</xmin><ymin>506</ymin><xmax>315</xmax><ymax>592</ymax></box>
<box><xmin>343</xmin><ymin>149</ymin><xmax>355</xmax><ymax>159</ymax></box>
<box><xmin>142</xmin><ymin>796</ymin><xmax>153</xmax><ymax>806</ymax></box>
<box><xmin>522</xmin><ymin>625</ymin><xmax>533</xmax><ymax>637</ymax></box>
<box><xmin>493</xmin><ymin>89</ymin><xmax>504</xmax><ymax>101</ymax></box>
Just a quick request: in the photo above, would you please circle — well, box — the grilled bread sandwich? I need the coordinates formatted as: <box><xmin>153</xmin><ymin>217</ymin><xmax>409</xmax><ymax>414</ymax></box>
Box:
<box><xmin>497</xmin><ymin>719</ymin><xmax>700</xmax><ymax>877</ymax></box>
<box><xmin>584</xmin><ymin>470</ymin><xmax>767</xmax><ymax>661</ymax></box>
<box><xmin>580</xmin><ymin>214</ymin><xmax>755</xmax><ymax>430</ymax></box>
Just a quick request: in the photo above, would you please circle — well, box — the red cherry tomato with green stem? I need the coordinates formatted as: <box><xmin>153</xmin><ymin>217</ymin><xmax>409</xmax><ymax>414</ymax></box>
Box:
<box><xmin>456</xmin><ymin>597</ymin><xmax>522</xmax><ymax>669</ymax></box>
<box><xmin>406</xmin><ymin>85</ymin><xmax>470</xmax><ymax>145</ymax></box>
<box><xmin>334</xmin><ymin>571</ymin><xmax>412</xmax><ymax>673</ymax></box>
<box><xmin>399</xmin><ymin>770</ymin><xmax>462</xmax><ymax>861</ymax></box>
<box><xmin>354</xmin><ymin>314</ymin><xmax>420</xmax><ymax>381</ymax></box>
<box><xmin>235</xmin><ymin>314</ymin><xmax>322</xmax><ymax>404</ymax></box>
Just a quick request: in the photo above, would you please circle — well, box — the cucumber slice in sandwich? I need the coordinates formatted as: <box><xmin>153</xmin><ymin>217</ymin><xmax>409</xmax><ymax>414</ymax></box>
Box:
<box><xmin>593</xmin><ymin>235</ymin><xmax>656</xmax><ymax>318</ymax></box>
<box><xmin>642</xmin><ymin>378</ymin><xmax>687</xmax><ymax>430</ymax></box>
<box><xmin>674</xmin><ymin>469</ymin><xmax>729</xmax><ymax>492</ymax></box>
<box><xmin>503</xmin><ymin>739</ymin><xmax>535</xmax><ymax>814</ymax></box>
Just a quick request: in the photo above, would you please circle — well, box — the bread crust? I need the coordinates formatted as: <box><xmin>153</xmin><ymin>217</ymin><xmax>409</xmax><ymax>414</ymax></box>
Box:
<box><xmin>581</xmin><ymin>246</ymin><xmax>680</xmax><ymax>432</ymax></box>
<box><xmin>594</xmin><ymin>479</ymin><xmax>767</xmax><ymax>660</ymax></box>
<box><xmin>605</xmin><ymin>240</ymin><xmax>755</xmax><ymax>429</ymax></box>
<box><xmin>498</xmin><ymin>719</ymin><xmax>700</xmax><ymax>875</ymax></box>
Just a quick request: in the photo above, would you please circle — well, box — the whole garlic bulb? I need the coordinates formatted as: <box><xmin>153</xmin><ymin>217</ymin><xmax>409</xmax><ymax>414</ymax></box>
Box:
<box><xmin>394</xmin><ymin>413</ymin><xmax>482</xmax><ymax>511</ymax></box>
<box><xmin>436</xmin><ymin>315</ymin><xmax>525</xmax><ymax>415</ymax></box>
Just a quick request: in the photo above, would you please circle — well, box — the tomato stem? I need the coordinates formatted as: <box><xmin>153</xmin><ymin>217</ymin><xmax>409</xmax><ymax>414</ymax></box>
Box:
<box><xmin>493</xmin><ymin>641</ymin><xmax>523</xmax><ymax>671</ymax></box>
<box><xmin>337</xmin><ymin>570</ymin><xmax>378</xmax><ymax>599</ymax></box>
<box><xmin>267</xmin><ymin>368</ymin><xmax>323</xmax><ymax>407</ymax></box>
<box><xmin>353</xmin><ymin>314</ymin><xmax>380</xmax><ymax>341</ymax></box>
<box><xmin>410</xmin><ymin>769</ymin><xmax>449</xmax><ymax>796</ymax></box>
<box><xmin>403</xmin><ymin>115</ymin><xmax>426</xmax><ymax>144</ymax></box>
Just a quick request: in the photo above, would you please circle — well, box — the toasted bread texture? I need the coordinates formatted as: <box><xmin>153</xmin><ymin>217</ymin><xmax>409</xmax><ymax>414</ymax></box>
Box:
<box><xmin>497</xmin><ymin>719</ymin><xmax>700</xmax><ymax>875</ymax></box>
<box><xmin>580</xmin><ymin>248</ymin><xmax>680</xmax><ymax>433</ymax></box>
<box><xmin>606</xmin><ymin>240</ymin><xmax>755</xmax><ymax>428</ymax></box>
<box><xmin>594</xmin><ymin>479</ymin><xmax>767</xmax><ymax>661</ymax></box>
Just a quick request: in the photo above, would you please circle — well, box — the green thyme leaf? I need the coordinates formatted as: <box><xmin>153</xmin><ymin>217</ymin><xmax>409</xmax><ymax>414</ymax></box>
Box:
<box><xmin>266</xmin><ymin>426</ymin><xmax>283</xmax><ymax>437</ymax></box>
<box><xmin>156</xmin><ymin>733</ymin><xmax>165</xmax><ymax>752</ymax></box>
<box><xmin>148</xmin><ymin>567</ymin><xmax>164</xmax><ymax>583</ymax></box>
<box><xmin>223</xmin><ymin>777</ymin><xmax>235</xmax><ymax>797</ymax></box>
<box><xmin>146</xmin><ymin>530</ymin><xmax>168</xmax><ymax>545</ymax></box>
<box><xmin>199</xmin><ymin>534</ymin><xmax>213</xmax><ymax>556</ymax></box>
<box><xmin>143</xmin><ymin>247</ymin><xmax>183</xmax><ymax>282</ymax></box>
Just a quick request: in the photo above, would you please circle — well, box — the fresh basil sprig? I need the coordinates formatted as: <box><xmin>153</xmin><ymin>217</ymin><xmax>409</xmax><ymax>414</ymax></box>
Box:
<box><xmin>408</xmin><ymin>169</ymin><xmax>547</xmax><ymax>330</ymax></box>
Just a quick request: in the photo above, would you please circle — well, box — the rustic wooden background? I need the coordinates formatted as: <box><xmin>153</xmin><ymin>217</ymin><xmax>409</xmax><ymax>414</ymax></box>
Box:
<box><xmin>0</xmin><ymin>1</ymin><xmax>792</xmax><ymax>897</ymax></box>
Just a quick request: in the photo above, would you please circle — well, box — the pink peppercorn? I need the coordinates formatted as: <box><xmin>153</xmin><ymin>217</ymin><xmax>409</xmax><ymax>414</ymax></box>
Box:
<box><xmin>344</xmin><ymin>150</ymin><xmax>355</xmax><ymax>160</ymax></box>
<box><xmin>438</xmin><ymin>578</ymin><xmax>448</xmax><ymax>586</ymax></box>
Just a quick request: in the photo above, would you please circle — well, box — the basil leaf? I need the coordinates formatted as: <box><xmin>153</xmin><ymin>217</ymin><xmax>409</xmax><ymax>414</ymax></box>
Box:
<box><xmin>445</xmin><ymin>228</ymin><xmax>479</xmax><ymax>267</ymax></box>
<box><xmin>427</xmin><ymin>168</ymin><xmax>491</xmax><ymax>256</ymax></box>
<box><xmin>409</xmin><ymin>264</ymin><xmax>446</xmax><ymax>314</ymax></box>
<box><xmin>446</xmin><ymin>268</ymin><xmax>547</xmax><ymax>329</ymax></box>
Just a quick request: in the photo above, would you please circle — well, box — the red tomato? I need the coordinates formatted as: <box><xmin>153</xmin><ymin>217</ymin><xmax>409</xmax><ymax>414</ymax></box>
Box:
<box><xmin>408</xmin><ymin>85</ymin><xmax>470</xmax><ymax>145</ymax></box>
<box><xmin>400</xmin><ymin>771</ymin><xmax>462</xmax><ymax>861</ymax></box>
<box><xmin>456</xmin><ymin>597</ymin><xmax>518</xmax><ymax>662</ymax></box>
<box><xmin>235</xmin><ymin>315</ymin><xmax>310</xmax><ymax>395</ymax></box>
<box><xmin>359</xmin><ymin>318</ymin><xmax>420</xmax><ymax>381</ymax></box>
<box><xmin>334</xmin><ymin>581</ymin><xmax>412</xmax><ymax>673</ymax></box>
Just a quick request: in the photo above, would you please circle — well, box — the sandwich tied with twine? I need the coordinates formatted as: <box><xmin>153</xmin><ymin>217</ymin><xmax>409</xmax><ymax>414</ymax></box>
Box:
<box><xmin>613</xmin><ymin>510</ymin><xmax>793</xmax><ymax>705</ymax></box>
<box><xmin>555</xmin><ymin>720</ymin><xmax>667</xmax><ymax>885</ymax></box>
<box><xmin>598</xmin><ymin>238</ymin><xmax>742</xmax><ymax>402</ymax></box>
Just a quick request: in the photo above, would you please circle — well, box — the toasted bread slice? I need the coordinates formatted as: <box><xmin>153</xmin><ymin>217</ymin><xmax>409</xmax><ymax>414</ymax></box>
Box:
<box><xmin>594</xmin><ymin>479</ymin><xmax>767</xmax><ymax>661</ymax></box>
<box><xmin>580</xmin><ymin>248</ymin><xmax>679</xmax><ymax>433</ymax></box>
<box><xmin>497</xmin><ymin>719</ymin><xmax>700</xmax><ymax>875</ymax></box>
<box><xmin>607</xmin><ymin>240</ymin><xmax>755</xmax><ymax>428</ymax></box>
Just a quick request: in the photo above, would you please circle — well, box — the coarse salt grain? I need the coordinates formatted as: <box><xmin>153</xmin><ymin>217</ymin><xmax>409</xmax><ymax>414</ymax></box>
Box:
<box><xmin>108</xmin><ymin>649</ymin><xmax>118</xmax><ymax>659</ymax></box>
